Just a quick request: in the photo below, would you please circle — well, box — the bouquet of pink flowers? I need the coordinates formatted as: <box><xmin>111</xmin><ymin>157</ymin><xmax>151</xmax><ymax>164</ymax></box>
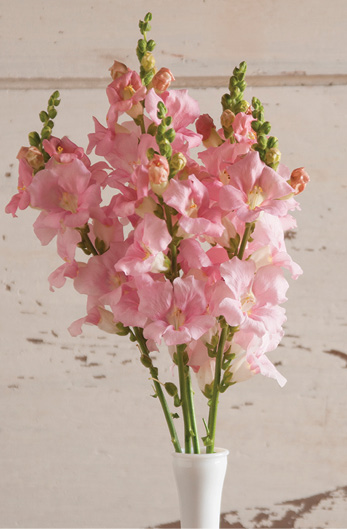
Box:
<box><xmin>6</xmin><ymin>13</ymin><xmax>309</xmax><ymax>455</ymax></box>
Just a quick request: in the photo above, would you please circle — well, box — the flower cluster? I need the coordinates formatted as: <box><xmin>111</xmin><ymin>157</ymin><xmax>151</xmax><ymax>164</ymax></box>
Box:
<box><xmin>6</xmin><ymin>13</ymin><xmax>309</xmax><ymax>454</ymax></box>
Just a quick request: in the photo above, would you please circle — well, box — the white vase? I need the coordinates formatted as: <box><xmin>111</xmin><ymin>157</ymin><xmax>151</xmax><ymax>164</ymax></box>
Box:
<box><xmin>172</xmin><ymin>447</ymin><xmax>229</xmax><ymax>529</ymax></box>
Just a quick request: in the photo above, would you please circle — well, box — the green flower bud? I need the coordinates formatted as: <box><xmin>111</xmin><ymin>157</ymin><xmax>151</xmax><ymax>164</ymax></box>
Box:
<box><xmin>267</xmin><ymin>136</ymin><xmax>278</xmax><ymax>149</ymax></box>
<box><xmin>41</xmin><ymin>126</ymin><xmax>52</xmax><ymax>140</ymax></box>
<box><xmin>141</xmin><ymin>51</ymin><xmax>156</xmax><ymax>72</ymax></box>
<box><xmin>144</xmin><ymin>12</ymin><xmax>152</xmax><ymax>22</ymax></box>
<box><xmin>221</xmin><ymin>93</ymin><xmax>232</xmax><ymax>110</ymax></box>
<box><xmin>146</xmin><ymin>148</ymin><xmax>156</xmax><ymax>160</ymax></box>
<box><xmin>140</xmin><ymin>354</ymin><xmax>153</xmax><ymax>368</ymax></box>
<box><xmin>261</xmin><ymin>121</ymin><xmax>271</xmax><ymax>135</ymax></box>
<box><xmin>265</xmin><ymin>147</ymin><xmax>281</xmax><ymax>166</ymax></box>
<box><xmin>147</xmin><ymin>123</ymin><xmax>157</xmax><ymax>136</ymax></box>
<box><xmin>165</xmin><ymin>382</ymin><xmax>178</xmax><ymax>397</ymax></box>
<box><xmin>147</xmin><ymin>39</ymin><xmax>156</xmax><ymax>51</ymax></box>
<box><xmin>164</xmin><ymin>128</ymin><xmax>176</xmax><ymax>143</ymax></box>
<box><xmin>28</xmin><ymin>131</ymin><xmax>41</xmax><ymax>147</ymax></box>
<box><xmin>142</xmin><ymin>69</ymin><xmax>155</xmax><ymax>86</ymax></box>
<box><xmin>160</xmin><ymin>142</ymin><xmax>172</xmax><ymax>159</ymax></box>
<box><xmin>48</xmin><ymin>107</ymin><xmax>57</xmax><ymax>119</ymax></box>
<box><xmin>170</xmin><ymin>152</ymin><xmax>187</xmax><ymax>174</ymax></box>
<box><xmin>137</xmin><ymin>38</ymin><xmax>146</xmax><ymax>52</ymax></box>
<box><xmin>39</xmin><ymin>111</ymin><xmax>48</xmax><ymax>123</ymax></box>
<box><xmin>257</xmin><ymin>134</ymin><xmax>267</xmax><ymax>150</ymax></box>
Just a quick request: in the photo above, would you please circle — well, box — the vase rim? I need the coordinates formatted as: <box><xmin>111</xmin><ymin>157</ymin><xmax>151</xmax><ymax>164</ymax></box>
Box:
<box><xmin>172</xmin><ymin>447</ymin><xmax>229</xmax><ymax>458</ymax></box>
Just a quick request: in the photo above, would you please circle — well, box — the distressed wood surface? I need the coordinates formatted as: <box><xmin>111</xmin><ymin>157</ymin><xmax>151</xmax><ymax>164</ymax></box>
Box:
<box><xmin>1</xmin><ymin>0</ymin><xmax>347</xmax><ymax>84</ymax></box>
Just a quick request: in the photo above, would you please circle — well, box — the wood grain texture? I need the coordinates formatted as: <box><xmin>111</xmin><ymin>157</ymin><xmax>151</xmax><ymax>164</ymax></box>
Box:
<box><xmin>1</xmin><ymin>0</ymin><xmax>347</xmax><ymax>81</ymax></box>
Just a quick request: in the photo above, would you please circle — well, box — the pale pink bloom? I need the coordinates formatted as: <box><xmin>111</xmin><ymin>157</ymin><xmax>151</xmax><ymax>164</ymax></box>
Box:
<box><xmin>246</xmin><ymin>213</ymin><xmax>303</xmax><ymax>279</ymax></box>
<box><xmin>107</xmin><ymin>70</ymin><xmax>146</xmax><ymax>118</ymax></box>
<box><xmin>106</xmin><ymin>133</ymin><xmax>157</xmax><ymax>181</ymax></box>
<box><xmin>17</xmin><ymin>146</ymin><xmax>44</xmax><ymax>171</ymax></box>
<box><xmin>138</xmin><ymin>275</ymin><xmax>215</xmax><ymax>346</ymax></box>
<box><xmin>110</xmin><ymin>283</ymin><xmax>147</xmax><ymax>328</ymax></box>
<box><xmin>5</xmin><ymin>159</ymin><xmax>33</xmax><ymax>217</ymax></box>
<box><xmin>196</xmin><ymin>114</ymin><xmax>223</xmax><ymax>148</ymax></box>
<box><xmin>43</xmin><ymin>136</ymin><xmax>88</xmax><ymax>165</ymax></box>
<box><xmin>290</xmin><ymin>167</ymin><xmax>310</xmax><ymax>195</ymax></box>
<box><xmin>177</xmin><ymin>238</ymin><xmax>213</xmax><ymax>275</ymax></box>
<box><xmin>48</xmin><ymin>228</ymin><xmax>80</xmax><ymax>291</ymax></box>
<box><xmin>229</xmin><ymin>342</ymin><xmax>287</xmax><ymax>387</ymax></box>
<box><xmin>109</xmin><ymin>60</ymin><xmax>129</xmax><ymax>80</ymax></box>
<box><xmin>163</xmin><ymin>174</ymin><xmax>224</xmax><ymax>238</ymax></box>
<box><xmin>232</xmin><ymin>112</ymin><xmax>256</xmax><ymax>145</ymax></box>
<box><xmin>219</xmin><ymin>151</ymin><xmax>296</xmax><ymax>222</ymax></box>
<box><xmin>86</xmin><ymin>117</ymin><xmax>130</xmax><ymax>157</ymax></box>
<box><xmin>115</xmin><ymin>214</ymin><xmax>171</xmax><ymax>276</ymax></box>
<box><xmin>69</xmin><ymin>306</ymin><xmax>120</xmax><ymax>337</ymax></box>
<box><xmin>215</xmin><ymin>257</ymin><xmax>288</xmax><ymax>345</ymax></box>
<box><xmin>29</xmin><ymin>158</ymin><xmax>102</xmax><ymax>228</ymax></box>
<box><xmin>145</xmin><ymin>88</ymin><xmax>202</xmax><ymax>150</ymax></box>
<box><xmin>74</xmin><ymin>241</ymin><xmax>129</xmax><ymax>307</ymax></box>
<box><xmin>151</xmin><ymin>67</ymin><xmax>175</xmax><ymax>92</ymax></box>
<box><xmin>148</xmin><ymin>154</ymin><xmax>170</xmax><ymax>195</ymax></box>
<box><xmin>198</xmin><ymin>141</ymin><xmax>249</xmax><ymax>202</ymax></box>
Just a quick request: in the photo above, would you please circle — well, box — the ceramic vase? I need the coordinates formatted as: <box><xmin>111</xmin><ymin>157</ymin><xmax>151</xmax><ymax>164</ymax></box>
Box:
<box><xmin>172</xmin><ymin>447</ymin><xmax>229</xmax><ymax>529</ymax></box>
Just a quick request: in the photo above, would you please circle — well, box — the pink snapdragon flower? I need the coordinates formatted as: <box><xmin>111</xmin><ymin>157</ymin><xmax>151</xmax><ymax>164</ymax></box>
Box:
<box><xmin>48</xmin><ymin>228</ymin><xmax>80</xmax><ymax>291</ymax></box>
<box><xmin>17</xmin><ymin>146</ymin><xmax>44</xmax><ymax>171</ymax></box>
<box><xmin>228</xmin><ymin>342</ymin><xmax>287</xmax><ymax>387</ymax></box>
<box><xmin>219</xmin><ymin>151</ymin><xmax>296</xmax><ymax>222</ymax></box>
<box><xmin>115</xmin><ymin>214</ymin><xmax>171</xmax><ymax>276</ymax></box>
<box><xmin>29</xmin><ymin>157</ymin><xmax>102</xmax><ymax>229</ymax></box>
<box><xmin>137</xmin><ymin>275</ymin><xmax>215</xmax><ymax>346</ymax></box>
<box><xmin>5</xmin><ymin>159</ymin><xmax>33</xmax><ymax>217</ymax></box>
<box><xmin>107</xmin><ymin>70</ymin><xmax>146</xmax><ymax>119</ymax></box>
<box><xmin>145</xmin><ymin>88</ymin><xmax>202</xmax><ymax>150</ymax></box>
<box><xmin>43</xmin><ymin>136</ymin><xmax>88</xmax><ymax>165</ymax></box>
<box><xmin>214</xmin><ymin>257</ymin><xmax>288</xmax><ymax>349</ymax></box>
<box><xmin>163</xmin><ymin>174</ymin><xmax>224</xmax><ymax>238</ymax></box>
<box><xmin>232</xmin><ymin>112</ymin><xmax>256</xmax><ymax>145</ymax></box>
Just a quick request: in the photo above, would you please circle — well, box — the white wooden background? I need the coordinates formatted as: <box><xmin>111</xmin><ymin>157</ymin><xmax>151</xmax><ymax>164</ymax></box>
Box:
<box><xmin>1</xmin><ymin>1</ymin><xmax>347</xmax><ymax>528</ymax></box>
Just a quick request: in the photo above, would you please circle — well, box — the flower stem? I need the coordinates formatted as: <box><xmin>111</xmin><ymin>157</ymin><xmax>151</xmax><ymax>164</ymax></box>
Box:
<box><xmin>177</xmin><ymin>344</ymin><xmax>192</xmax><ymax>453</ymax></box>
<box><xmin>133</xmin><ymin>327</ymin><xmax>181</xmax><ymax>453</ymax></box>
<box><xmin>238</xmin><ymin>222</ymin><xmax>253</xmax><ymax>260</ymax></box>
<box><xmin>206</xmin><ymin>325</ymin><xmax>228</xmax><ymax>453</ymax></box>
<box><xmin>186</xmin><ymin>370</ymin><xmax>200</xmax><ymax>453</ymax></box>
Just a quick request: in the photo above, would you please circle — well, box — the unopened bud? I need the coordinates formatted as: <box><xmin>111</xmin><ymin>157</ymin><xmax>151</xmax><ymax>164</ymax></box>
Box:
<box><xmin>109</xmin><ymin>60</ymin><xmax>129</xmax><ymax>80</ymax></box>
<box><xmin>221</xmin><ymin>109</ymin><xmax>235</xmax><ymax>130</ymax></box>
<box><xmin>290</xmin><ymin>167</ymin><xmax>310</xmax><ymax>195</ymax></box>
<box><xmin>141</xmin><ymin>52</ymin><xmax>156</xmax><ymax>72</ymax></box>
<box><xmin>170</xmin><ymin>152</ymin><xmax>187</xmax><ymax>174</ymax></box>
<box><xmin>17</xmin><ymin>146</ymin><xmax>44</xmax><ymax>171</ymax></box>
<box><xmin>152</xmin><ymin>67</ymin><xmax>175</xmax><ymax>93</ymax></box>
<box><xmin>265</xmin><ymin>147</ymin><xmax>281</xmax><ymax>166</ymax></box>
<box><xmin>148</xmin><ymin>154</ymin><xmax>170</xmax><ymax>195</ymax></box>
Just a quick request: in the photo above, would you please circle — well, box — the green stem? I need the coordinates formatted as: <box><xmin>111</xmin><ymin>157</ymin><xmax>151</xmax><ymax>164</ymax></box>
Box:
<box><xmin>133</xmin><ymin>327</ymin><xmax>181</xmax><ymax>453</ymax></box>
<box><xmin>206</xmin><ymin>325</ymin><xmax>228</xmax><ymax>453</ymax></box>
<box><xmin>186</xmin><ymin>370</ymin><xmax>200</xmax><ymax>453</ymax></box>
<box><xmin>177</xmin><ymin>344</ymin><xmax>192</xmax><ymax>453</ymax></box>
<box><xmin>238</xmin><ymin>222</ymin><xmax>253</xmax><ymax>260</ymax></box>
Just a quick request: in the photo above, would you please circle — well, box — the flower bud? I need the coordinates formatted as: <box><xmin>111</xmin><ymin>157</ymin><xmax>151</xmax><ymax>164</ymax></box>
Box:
<box><xmin>170</xmin><ymin>152</ymin><xmax>187</xmax><ymax>174</ymax></box>
<box><xmin>141</xmin><ymin>52</ymin><xmax>156</xmax><ymax>72</ymax></box>
<box><xmin>17</xmin><ymin>146</ymin><xmax>44</xmax><ymax>171</ymax></box>
<box><xmin>151</xmin><ymin>67</ymin><xmax>175</xmax><ymax>93</ymax></box>
<box><xmin>148</xmin><ymin>154</ymin><xmax>170</xmax><ymax>195</ymax></box>
<box><xmin>196</xmin><ymin>113</ymin><xmax>223</xmax><ymax>148</ymax></box>
<box><xmin>109</xmin><ymin>60</ymin><xmax>129</xmax><ymax>80</ymax></box>
<box><xmin>265</xmin><ymin>147</ymin><xmax>281</xmax><ymax>166</ymax></box>
<box><xmin>220</xmin><ymin>109</ymin><xmax>235</xmax><ymax>130</ymax></box>
<box><xmin>289</xmin><ymin>167</ymin><xmax>310</xmax><ymax>195</ymax></box>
